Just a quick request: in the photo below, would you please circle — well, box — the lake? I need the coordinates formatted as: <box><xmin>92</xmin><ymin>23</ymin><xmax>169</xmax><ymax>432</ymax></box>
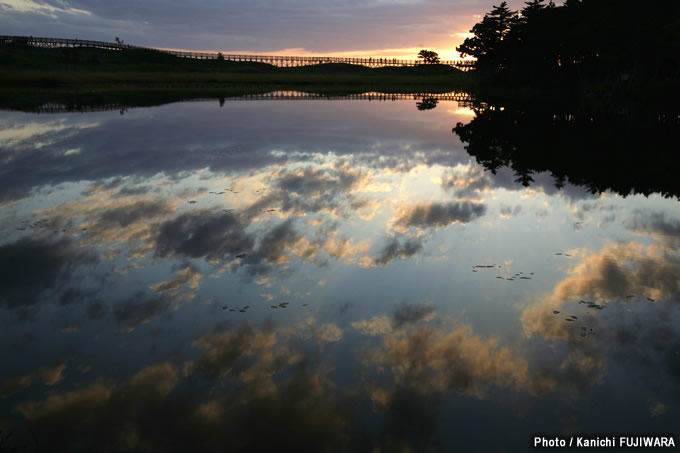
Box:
<box><xmin>1</xmin><ymin>94</ymin><xmax>678</xmax><ymax>451</ymax></box>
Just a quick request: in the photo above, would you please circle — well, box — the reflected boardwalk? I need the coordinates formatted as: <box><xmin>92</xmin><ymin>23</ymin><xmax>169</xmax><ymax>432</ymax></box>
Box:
<box><xmin>18</xmin><ymin>92</ymin><xmax>475</xmax><ymax>114</ymax></box>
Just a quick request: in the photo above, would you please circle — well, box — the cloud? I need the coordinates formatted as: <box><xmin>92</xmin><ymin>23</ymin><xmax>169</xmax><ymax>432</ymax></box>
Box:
<box><xmin>154</xmin><ymin>210</ymin><xmax>253</xmax><ymax>261</ymax></box>
<box><xmin>113</xmin><ymin>291</ymin><xmax>190</xmax><ymax>332</ymax></box>
<box><xmin>392</xmin><ymin>201</ymin><xmax>487</xmax><ymax>231</ymax></box>
<box><xmin>352</xmin><ymin>315</ymin><xmax>393</xmax><ymax>336</ymax></box>
<box><xmin>150</xmin><ymin>265</ymin><xmax>202</xmax><ymax>293</ymax></box>
<box><xmin>86</xmin><ymin>300</ymin><xmax>108</xmax><ymax>320</ymax></box>
<box><xmin>0</xmin><ymin>237</ymin><xmax>97</xmax><ymax>310</ymax></box>
<box><xmin>0</xmin><ymin>0</ymin><xmax>490</xmax><ymax>56</ymax></box>
<box><xmin>95</xmin><ymin>199</ymin><xmax>173</xmax><ymax>229</ymax></box>
<box><xmin>0</xmin><ymin>0</ymin><xmax>91</xmax><ymax>16</ymax></box>
<box><xmin>38</xmin><ymin>362</ymin><xmax>67</xmax><ymax>386</ymax></box>
<box><xmin>193</xmin><ymin>325</ymin><xmax>279</xmax><ymax>381</ymax></box>
<box><xmin>499</xmin><ymin>204</ymin><xmax>522</xmax><ymax>218</ymax></box>
<box><xmin>14</xmin><ymin>362</ymin><xmax>179</xmax><ymax>451</ymax></box>
<box><xmin>249</xmin><ymin>219</ymin><xmax>300</xmax><ymax>265</ymax></box>
<box><xmin>551</xmin><ymin>242</ymin><xmax>680</xmax><ymax>303</ymax></box>
<box><xmin>0</xmin><ymin>374</ymin><xmax>32</xmax><ymax>399</ymax></box>
<box><xmin>629</xmin><ymin>211</ymin><xmax>680</xmax><ymax>243</ymax></box>
<box><xmin>292</xmin><ymin>317</ymin><xmax>344</xmax><ymax>346</ymax></box>
<box><xmin>353</xmin><ymin>304</ymin><xmax>434</xmax><ymax>336</ymax></box>
<box><xmin>392</xmin><ymin>303</ymin><xmax>435</xmax><ymax>328</ymax></box>
<box><xmin>372</xmin><ymin>236</ymin><xmax>423</xmax><ymax>267</ymax></box>
<box><xmin>245</xmin><ymin>164</ymin><xmax>370</xmax><ymax>219</ymax></box>
<box><xmin>58</xmin><ymin>287</ymin><xmax>88</xmax><ymax>306</ymax></box>
<box><xmin>364</xmin><ymin>324</ymin><xmax>529</xmax><ymax>397</ymax></box>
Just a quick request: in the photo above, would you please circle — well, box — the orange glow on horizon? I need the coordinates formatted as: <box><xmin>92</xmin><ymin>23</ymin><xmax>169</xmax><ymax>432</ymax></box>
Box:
<box><xmin>159</xmin><ymin>40</ymin><xmax>475</xmax><ymax>61</ymax></box>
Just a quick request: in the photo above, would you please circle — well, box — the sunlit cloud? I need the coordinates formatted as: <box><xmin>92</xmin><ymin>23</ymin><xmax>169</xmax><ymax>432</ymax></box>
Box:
<box><xmin>0</xmin><ymin>0</ymin><xmax>91</xmax><ymax>16</ymax></box>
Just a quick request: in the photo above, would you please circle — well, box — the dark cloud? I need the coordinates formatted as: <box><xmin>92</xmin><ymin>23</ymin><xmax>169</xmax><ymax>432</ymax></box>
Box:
<box><xmin>0</xmin><ymin>237</ymin><xmax>97</xmax><ymax>310</ymax></box>
<box><xmin>150</xmin><ymin>265</ymin><xmax>201</xmax><ymax>293</ymax></box>
<box><xmin>500</xmin><ymin>204</ymin><xmax>522</xmax><ymax>217</ymax></box>
<box><xmin>154</xmin><ymin>210</ymin><xmax>253</xmax><ymax>261</ymax></box>
<box><xmin>392</xmin><ymin>303</ymin><xmax>434</xmax><ymax>328</ymax></box>
<box><xmin>86</xmin><ymin>300</ymin><xmax>109</xmax><ymax>320</ymax></box>
<box><xmin>96</xmin><ymin>199</ymin><xmax>173</xmax><ymax>228</ymax></box>
<box><xmin>337</xmin><ymin>300</ymin><xmax>354</xmax><ymax>315</ymax></box>
<box><xmin>393</xmin><ymin>201</ymin><xmax>486</xmax><ymax>230</ymax></box>
<box><xmin>113</xmin><ymin>291</ymin><xmax>174</xmax><ymax>331</ymax></box>
<box><xmin>250</xmin><ymin>219</ymin><xmax>300</xmax><ymax>264</ymax></box>
<box><xmin>0</xmin><ymin>374</ymin><xmax>32</xmax><ymax>399</ymax></box>
<box><xmin>58</xmin><ymin>288</ymin><xmax>86</xmax><ymax>306</ymax></box>
<box><xmin>114</xmin><ymin>185</ymin><xmax>155</xmax><ymax>197</ymax></box>
<box><xmin>245</xmin><ymin>165</ymin><xmax>367</xmax><ymax>219</ymax></box>
<box><xmin>629</xmin><ymin>211</ymin><xmax>680</xmax><ymax>241</ymax></box>
<box><xmin>373</xmin><ymin>236</ymin><xmax>423</xmax><ymax>267</ymax></box>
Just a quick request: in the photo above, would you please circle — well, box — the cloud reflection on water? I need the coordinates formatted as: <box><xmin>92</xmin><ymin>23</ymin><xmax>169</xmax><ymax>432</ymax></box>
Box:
<box><xmin>1</xmin><ymin>99</ymin><xmax>679</xmax><ymax>451</ymax></box>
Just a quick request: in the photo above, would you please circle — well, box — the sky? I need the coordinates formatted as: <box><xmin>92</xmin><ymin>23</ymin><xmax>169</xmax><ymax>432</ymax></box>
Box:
<box><xmin>0</xmin><ymin>0</ymin><xmax>523</xmax><ymax>60</ymax></box>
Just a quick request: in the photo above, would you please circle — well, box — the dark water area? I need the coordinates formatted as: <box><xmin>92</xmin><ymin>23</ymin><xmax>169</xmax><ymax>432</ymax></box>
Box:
<box><xmin>1</xmin><ymin>93</ymin><xmax>679</xmax><ymax>452</ymax></box>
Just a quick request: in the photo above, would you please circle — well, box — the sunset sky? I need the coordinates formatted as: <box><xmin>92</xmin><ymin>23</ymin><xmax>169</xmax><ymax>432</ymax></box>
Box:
<box><xmin>0</xmin><ymin>0</ymin><xmax>527</xmax><ymax>60</ymax></box>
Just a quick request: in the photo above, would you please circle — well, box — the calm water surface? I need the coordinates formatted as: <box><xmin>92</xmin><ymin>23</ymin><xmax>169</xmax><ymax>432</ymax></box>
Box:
<box><xmin>1</xmin><ymin>96</ymin><xmax>679</xmax><ymax>451</ymax></box>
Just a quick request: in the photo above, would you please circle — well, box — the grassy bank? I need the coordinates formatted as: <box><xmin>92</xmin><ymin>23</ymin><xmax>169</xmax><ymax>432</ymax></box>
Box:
<box><xmin>0</xmin><ymin>43</ymin><xmax>471</xmax><ymax>91</ymax></box>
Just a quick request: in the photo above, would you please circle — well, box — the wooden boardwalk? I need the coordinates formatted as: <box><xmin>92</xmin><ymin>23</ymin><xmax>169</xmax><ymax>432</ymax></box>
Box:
<box><xmin>15</xmin><ymin>92</ymin><xmax>476</xmax><ymax>114</ymax></box>
<box><xmin>0</xmin><ymin>35</ymin><xmax>476</xmax><ymax>70</ymax></box>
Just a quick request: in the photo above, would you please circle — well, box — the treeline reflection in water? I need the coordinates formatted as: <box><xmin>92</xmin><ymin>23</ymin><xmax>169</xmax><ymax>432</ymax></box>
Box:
<box><xmin>0</xmin><ymin>94</ymin><xmax>679</xmax><ymax>452</ymax></box>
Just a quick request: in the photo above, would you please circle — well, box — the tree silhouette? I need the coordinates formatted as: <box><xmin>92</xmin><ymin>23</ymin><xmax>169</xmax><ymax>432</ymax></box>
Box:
<box><xmin>416</xmin><ymin>97</ymin><xmax>439</xmax><ymax>110</ymax></box>
<box><xmin>453</xmin><ymin>103</ymin><xmax>680</xmax><ymax>198</ymax></box>
<box><xmin>456</xmin><ymin>2</ymin><xmax>518</xmax><ymax>72</ymax></box>
<box><xmin>417</xmin><ymin>50</ymin><xmax>440</xmax><ymax>64</ymax></box>
<box><xmin>456</xmin><ymin>0</ymin><xmax>680</xmax><ymax>85</ymax></box>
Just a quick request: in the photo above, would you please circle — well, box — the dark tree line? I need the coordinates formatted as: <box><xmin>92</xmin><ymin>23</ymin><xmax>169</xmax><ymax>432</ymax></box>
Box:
<box><xmin>457</xmin><ymin>0</ymin><xmax>680</xmax><ymax>85</ymax></box>
<box><xmin>453</xmin><ymin>105</ymin><xmax>680</xmax><ymax>198</ymax></box>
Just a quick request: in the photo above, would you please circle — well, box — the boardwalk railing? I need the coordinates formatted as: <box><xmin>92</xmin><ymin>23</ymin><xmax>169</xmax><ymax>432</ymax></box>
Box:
<box><xmin>0</xmin><ymin>35</ymin><xmax>476</xmax><ymax>70</ymax></box>
<box><xmin>13</xmin><ymin>92</ymin><xmax>476</xmax><ymax>114</ymax></box>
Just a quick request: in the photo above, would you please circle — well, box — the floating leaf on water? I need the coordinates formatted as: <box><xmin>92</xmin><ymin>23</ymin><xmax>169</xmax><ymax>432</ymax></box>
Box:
<box><xmin>496</xmin><ymin>276</ymin><xmax>504</xmax><ymax>279</ymax></box>
<box><xmin>646</xmin><ymin>297</ymin><xmax>655</xmax><ymax>302</ymax></box>
<box><xmin>239</xmin><ymin>309</ymin><xmax>246</xmax><ymax>312</ymax></box>
<box><xmin>571</xmin><ymin>315</ymin><xmax>578</xmax><ymax>319</ymax></box>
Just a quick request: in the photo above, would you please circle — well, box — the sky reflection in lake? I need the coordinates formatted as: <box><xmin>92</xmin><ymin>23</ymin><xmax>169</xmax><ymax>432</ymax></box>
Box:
<box><xmin>1</xmin><ymin>98</ymin><xmax>679</xmax><ymax>451</ymax></box>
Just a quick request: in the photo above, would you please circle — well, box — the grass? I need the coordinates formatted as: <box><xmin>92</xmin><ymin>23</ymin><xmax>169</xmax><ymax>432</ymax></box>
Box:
<box><xmin>0</xmin><ymin>43</ymin><xmax>472</xmax><ymax>90</ymax></box>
